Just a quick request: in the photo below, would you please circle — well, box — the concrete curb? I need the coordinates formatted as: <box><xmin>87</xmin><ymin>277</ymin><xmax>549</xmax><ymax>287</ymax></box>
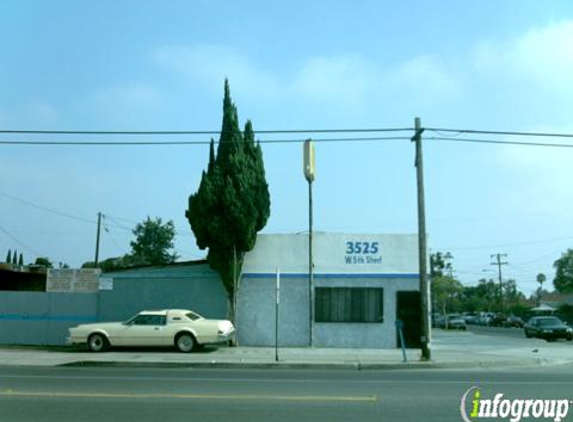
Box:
<box><xmin>55</xmin><ymin>357</ymin><xmax>565</xmax><ymax>371</ymax></box>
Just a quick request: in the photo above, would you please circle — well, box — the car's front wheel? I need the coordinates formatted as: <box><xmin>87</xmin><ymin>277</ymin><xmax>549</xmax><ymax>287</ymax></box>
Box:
<box><xmin>88</xmin><ymin>333</ymin><xmax>109</xmax><ymax>352</ymax></box>
<box><xmin>175</xmin><ymin>333</ymin><xmax>196</xmax><ymax>353</ymax></box>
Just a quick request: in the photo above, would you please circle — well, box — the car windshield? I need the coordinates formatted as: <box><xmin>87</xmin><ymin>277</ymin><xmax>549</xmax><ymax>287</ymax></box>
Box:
<box><xmin>537</xmin><ymin>317</ymin><xmax>562</xmax><ymax>326</ymax></box>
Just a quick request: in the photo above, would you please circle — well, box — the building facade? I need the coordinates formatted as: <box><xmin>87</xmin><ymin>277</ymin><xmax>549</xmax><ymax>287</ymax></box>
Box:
<box><xmin>237</xmin><ymin>233</ymin><xmax>421</xmax><ymax>349</ymax></box>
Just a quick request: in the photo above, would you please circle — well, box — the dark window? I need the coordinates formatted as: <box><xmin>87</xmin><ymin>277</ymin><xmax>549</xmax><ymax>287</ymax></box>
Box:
<box><xmin>132</xmin><ymin>314</ymin><xmax>166</xmax><ymax>325</ymax></box>
<box><xmin>315</xmin><ymin>287</ymin><xmax>384</xmax><ymax>323</ymax></box>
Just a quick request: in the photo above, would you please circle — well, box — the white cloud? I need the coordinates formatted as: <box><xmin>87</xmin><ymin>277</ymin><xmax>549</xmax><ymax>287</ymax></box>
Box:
<box><xmin>92</xmin><ymin>81</ymin><xmax>163</xmax><ymax>110</ymax></box>
<box><xmin>473</xmin><ymin>20</ymin><xmax>573</xmax><ymax>98</ymax></box>
<box><xmin>291</xmin><ymin>55</ymin><xmax>376</xmax><ymax>102</ymax></box>
<box><xmin>496</xmin><ymin>126</ymin><xmax>573</xmax><ymax>214</ymax></box>
<box><xmin>154</xmin><ymin>43</ymin><xmax>461</xmax><ymax>117</ymax></box>
<box><xmin>154</xmin><ymin>44</ymin><xmax>280</xmax><ymax>100</ymax></box>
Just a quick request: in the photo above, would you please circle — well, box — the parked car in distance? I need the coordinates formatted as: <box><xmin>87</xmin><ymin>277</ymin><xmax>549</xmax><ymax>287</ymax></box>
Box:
<box><xmin>477</xmin><ymin>312</ymin><xmax>494</xmax><ymax>326</ymax></box>
<box><xmin>432</xmin><ymin>313</ymin><xmax>445</xmax><ymax>328</ymax></box>
<box><xmin>523</xmin><ymin>316</ymin><xmax>573</xmax><ymax>341</ymax></box>
<box><xmin>464</xmin><ymin>313</ymin><xmax>479</xmax><ymax>325</ymax></box>
<box><xmin>67</xmin><ymin>309</ymin><xmax>235</xmax><ymax>353</ymax></box>
<box><xmin>504</xmin><ymin>315</ymin><xmax>524</xmax><ymax>328</ymax></box>
<box><xmin>489</xmin><ymin>313</ymin><xmax>507</xmax><ymax>327</ymax></box>
<box><xmin>443</xmin><ymin>314</ymin><xmax>467</xmax><ymax>330</ymax></box>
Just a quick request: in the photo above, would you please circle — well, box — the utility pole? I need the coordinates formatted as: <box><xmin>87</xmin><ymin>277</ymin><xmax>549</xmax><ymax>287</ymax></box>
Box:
<box><xmin>412</xmin><ymin>117</ymin><xmax>431</xmax><ymax>361</ymax></box>
<box><xmin>490</xmin><ymin>253</ymin><xmax>508</xmax><ymax>312</ymax></box>
<box><xmin>94</xmin><ymin>212</ymin><xmax>102</xmax><ymax>266</ymax></box>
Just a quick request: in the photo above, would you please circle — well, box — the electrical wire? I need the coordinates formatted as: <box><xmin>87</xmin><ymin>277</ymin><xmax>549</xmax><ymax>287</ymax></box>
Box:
<box><xmin>428</xmin><ymin>136</ymin><xmax>573</xmax><ymax>148</ymax></box>
<box><xmin>0</xmin><ymin>128</ymin><xmax>413</xmax><ymax>135</ymax></box>
<box><xmin>102</xmin><ymin>217</ymin><xmax>130</xmax><ymax>256</ymax></box>
<box><xmin>0</xmin><ymin>191</ymin><xmax>95</xmax><ymax>224</ymax></box>
<box><xmin>0</xmin><ymin>224</ymin><xmax>41</xmax><ymax>256</ymax></box>
<box><xmin>426</xmin><ymin>127</ymin><xmax>573</xmax><ymax>139</ymax></box>
<box><xmin>0</xmin><ymin>136</ymin><xmax>411</xmax><ymax>146</ymax></box>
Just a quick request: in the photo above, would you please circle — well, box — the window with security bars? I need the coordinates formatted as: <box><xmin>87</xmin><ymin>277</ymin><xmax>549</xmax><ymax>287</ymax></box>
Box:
<box><xmin>315</xmin><ymin>287</ymin><xmax>384</xmax><ymax>323</ymax></box>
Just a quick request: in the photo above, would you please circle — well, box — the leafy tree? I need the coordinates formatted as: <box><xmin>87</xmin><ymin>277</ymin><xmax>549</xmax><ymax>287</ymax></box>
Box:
<box><xmin>474</xmin><ymin>278</ymin><xmax>498</xmax><ymax>312</ymax></box>
<box><xmin>129</xmin><ymin>217</ymin><xmax>178</xmax><ymax>265</ymax></box>
<box><xmin>554</xmin><ymin>249</ymin><xmax>573</xmax><ymax>293</ymax></box>
<box><xmin>82</xmin><ymin>257</ymin><xmax>125</xmax><ymax>271</ymax></box>
<box><xmin>430</xmin><ymin>251</ymin><xmax>453</xmax><ymax>278</ymax></box>
<box><xmin>6</xmin><ymin>249</ymin><xmax>11</xmax><ymax>264</ymax></box>
<box><xmin>186</xmin><ymin>80</ymin><xmax>271</xmax><ymax>321</ymax></box>
<box><xmin>432</xmin><ymin>275</ymin><xmax>463</xmax><ymax>315</ymax></box>
<box><xmin>35</xmin><ymin>257</ymin><xmax>53</xmax><ymax>268</ymax></box>
<box><xmin>536</xmin><ymin>273</ymin><xmax>546</xmax><ymax>288</ymax></box>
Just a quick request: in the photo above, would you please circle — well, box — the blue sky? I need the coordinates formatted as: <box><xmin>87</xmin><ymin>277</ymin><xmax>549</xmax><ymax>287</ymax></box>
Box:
<box><xmin>1</xmin><ymin>0</ymin><xmax>573</xmax><ymax>295</ymax></box>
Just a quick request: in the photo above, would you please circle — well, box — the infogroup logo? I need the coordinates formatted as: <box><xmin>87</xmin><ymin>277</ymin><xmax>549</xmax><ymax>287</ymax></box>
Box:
<box><xmin>460</xmin><ymin>386</ymin><xmax>571</xmax><ymax>422</ymax></box>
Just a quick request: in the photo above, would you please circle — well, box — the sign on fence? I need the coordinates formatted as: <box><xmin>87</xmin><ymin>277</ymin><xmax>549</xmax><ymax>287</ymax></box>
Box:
<box><xmin>46</xmin><ymin>268</ymin><xmax>101</xmax><ymax>293</ymax></box>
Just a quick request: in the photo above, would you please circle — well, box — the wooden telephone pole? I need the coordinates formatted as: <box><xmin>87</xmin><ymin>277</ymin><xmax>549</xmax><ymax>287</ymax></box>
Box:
<box><xmin>412</xmin><ymin>117</ymin><xmax>431</xmax><ymax>361</ymax></box>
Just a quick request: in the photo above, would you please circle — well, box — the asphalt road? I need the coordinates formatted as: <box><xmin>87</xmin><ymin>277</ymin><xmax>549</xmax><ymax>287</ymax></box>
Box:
<box><xmin>2</xmin><ymin>365</ymin><xmax>573</xmax><ymax>422</ymax></box>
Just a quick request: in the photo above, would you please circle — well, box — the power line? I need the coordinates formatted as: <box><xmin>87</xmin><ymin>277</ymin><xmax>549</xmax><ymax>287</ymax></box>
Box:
<box><xmin>427</xmin><ymin>128</ymin><xmax>573</xmax><ymax>139</ymax></box>
<box><xmin>2</xmin><ymin>126</ymin><xmax>573</xmax><ymax>138</ymax></box>
<box><xmin>0</xmin><ymin>191</ymin><xmax>95</xmax><ymax>224</ymax></box>
<box><xmin>102</xmin><ymin>218</ymin><xmax>130</xmax><ymax>256</ymax></box>
<box><xmin>429</xmin><ymin>136</ymin><xmax>573</xmax><ymax>148</ymax></box>
<box><xmin>0</xmin><ymin>136</ymin><xmax>410</xmax><ymax>146</ymax></box>
<box><xmin>0</xmin><ymin>224</ymin><xmax>41</xmax><ymax>256</ymax></box>
<box><xmin>0</xmin><ymin>128</ymin><xmax>413</xmax><ymax>136</ymax></box>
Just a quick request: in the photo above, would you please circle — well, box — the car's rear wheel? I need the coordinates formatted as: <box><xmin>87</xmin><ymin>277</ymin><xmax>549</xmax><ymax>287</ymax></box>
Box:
<box><xmin>175</xmin><ymin>333</ymin><xmax>196</xmax><ymax>353</ymax></box>
<box><xmin>567</xmin><ymin>335</ymin><xmax>572</xmax><ymax>341</ymax></box>
<box><xmin>88</xmin><ymin>333</ymin><xmax>109</xmax><ymax>352</ymax></box>
<box><xmin>524</xmin><ymin>330</ymin><xmax>532</xmax><ymax>338</ymax></box>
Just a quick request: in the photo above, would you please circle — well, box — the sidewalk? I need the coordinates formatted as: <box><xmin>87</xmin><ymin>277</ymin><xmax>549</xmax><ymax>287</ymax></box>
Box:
<box><xmin>1</xmin><ymin>330</ymin><xmax>571</xmax><ymax>369</ymax></box>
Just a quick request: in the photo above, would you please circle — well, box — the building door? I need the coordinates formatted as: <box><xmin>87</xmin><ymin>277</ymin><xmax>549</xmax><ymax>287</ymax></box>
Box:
<box><xmin>396</xmin><ymin>291</ymin><xmax>421</xmax><ymax>348</ymax></box>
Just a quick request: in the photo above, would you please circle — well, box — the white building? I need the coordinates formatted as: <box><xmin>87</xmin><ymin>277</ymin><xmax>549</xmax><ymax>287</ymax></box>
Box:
<box><xmin>237</xmin><ymin>233</ymin><xmax>421</xmax><ymax>349</ymax></box>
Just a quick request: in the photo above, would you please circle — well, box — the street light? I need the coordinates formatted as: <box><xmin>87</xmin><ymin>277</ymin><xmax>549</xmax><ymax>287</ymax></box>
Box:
<box><xmin>303</xmin><ymin>139</ymin><xmax>315</xmax><ymax>347</ymax></box>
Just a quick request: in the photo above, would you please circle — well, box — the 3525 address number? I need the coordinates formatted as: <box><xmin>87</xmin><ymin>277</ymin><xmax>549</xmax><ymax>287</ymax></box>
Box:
<box><xmin>345</xmin><ymin>241</ymin><xmax>379</xmax><ymax>254</ymax></box>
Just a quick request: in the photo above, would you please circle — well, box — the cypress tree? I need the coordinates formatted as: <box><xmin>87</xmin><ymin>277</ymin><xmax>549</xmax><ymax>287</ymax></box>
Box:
<box><xmin>18</xmin><ymin>253</ymin><xmax>24</xmax><ymax>266</ymax></box>
<box><xmin>186</xmin><ymin>80</ymin><xmax>270</xmax><ymax>321</ymax></box>
<box><xmin>6</xmin><ymin>249</ymin><xmax>11</xmax><ymax>264</ymax></box>
<box><xmin>12</xmin><ymin>249</ymin><xmax>18</xmax><ymax>265</ymax></box>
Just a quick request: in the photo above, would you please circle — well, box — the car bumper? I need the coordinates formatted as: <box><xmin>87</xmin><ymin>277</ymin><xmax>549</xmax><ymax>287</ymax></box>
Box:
<box><xmin>201</xmin><ymin>330</ymin><xmax>235</xmax><ymax>345</ymax></box>
<box><xmin>540</xmin><ymin>333</ymin><xmax>572</xmax><ymax>339</ymax></box>
<box><xmin>66</xmin><ymin>336</ymin><xmax>86</xmax><ymax>346</ymax></box>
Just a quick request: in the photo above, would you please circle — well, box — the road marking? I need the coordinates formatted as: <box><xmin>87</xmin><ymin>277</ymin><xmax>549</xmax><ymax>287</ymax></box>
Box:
<box><xmin>0</xmin><ymin>390</ymin><xmax>377</xmax><ymax>403</ymax></box>
<box><xmin>2</xmin><ymin>374</ymin><xmax>573</xmax><ymax>385</ymax></box>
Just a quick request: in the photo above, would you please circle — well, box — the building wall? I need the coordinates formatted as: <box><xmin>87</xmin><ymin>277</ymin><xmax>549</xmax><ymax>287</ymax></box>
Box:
<box><xmin>238</xmin><ymin>275</ymin><xmax>309</xmax><ymax>346</ymax></box>
<box><xmin>315</xmin><ymin>276</ymin><xmax>418</xmax><ymax>348</ymax></box>
<box><xmin>237</xmin><ymin>274</ymin><xmax>418</xmax><ymax>348</ymax></box>
<box><xmin>237</xmin><ymin>233</ymin><xmax>420</xmax><ymax>349</ymax></box>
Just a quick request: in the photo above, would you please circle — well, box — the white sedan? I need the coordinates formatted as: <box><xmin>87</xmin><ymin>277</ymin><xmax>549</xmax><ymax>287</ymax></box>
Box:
<box><xmin>67</xmin><ymin>309</ymin><xmax>235</xmax><ymax>353</ymax></box>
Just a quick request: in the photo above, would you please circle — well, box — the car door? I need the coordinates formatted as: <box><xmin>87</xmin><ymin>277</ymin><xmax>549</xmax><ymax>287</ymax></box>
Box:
<box><xmin>117</xmin><ymin>314</ymin><xmax>168</xmax><ymax>346</ymax></box>
<box><xmin>532</xmin><ymin>318</ymin><xmax>541</xmax><ymax>336</ymax></box>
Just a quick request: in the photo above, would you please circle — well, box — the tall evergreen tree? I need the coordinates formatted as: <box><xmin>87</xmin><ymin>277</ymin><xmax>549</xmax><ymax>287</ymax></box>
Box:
<box><xmin>12</xmin><ymin>249</ymin><xmax>18</xmax><ymax>265</ymax></box>
<box><xmin>18</xmin><ymin>253</ymin><xmax>23</xmax><ymax>266</ymax></box>
<box><xmin>186</xmin><ymin>80</ymin><xmax>270</xmax><ymax>321</ymax></box>
<box><xmin>6</xmin><ymin>249</ymin><xmax>11</xmax><ymax>264</ymax></box>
